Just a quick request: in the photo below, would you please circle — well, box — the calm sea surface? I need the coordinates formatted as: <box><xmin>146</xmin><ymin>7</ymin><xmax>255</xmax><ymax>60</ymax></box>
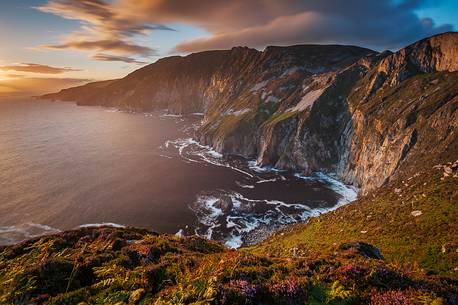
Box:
<box><xmin>0</xmin><ymin>99</ymin><xmax>356</xmax><ymax>247</ymax></box>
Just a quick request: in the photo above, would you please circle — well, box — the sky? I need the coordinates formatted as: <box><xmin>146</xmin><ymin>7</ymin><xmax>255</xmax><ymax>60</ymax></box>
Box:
<box><xmin>0</xmin><ymin>0</ymin><xmax>456</xmax><ymax>96</ymax></box>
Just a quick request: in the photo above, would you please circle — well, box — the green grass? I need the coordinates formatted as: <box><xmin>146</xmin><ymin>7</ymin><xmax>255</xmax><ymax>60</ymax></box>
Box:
<box><xmin>248</xmin><ymin>168</ymin><xmax>458</xmax><ymax>279</ymax></box>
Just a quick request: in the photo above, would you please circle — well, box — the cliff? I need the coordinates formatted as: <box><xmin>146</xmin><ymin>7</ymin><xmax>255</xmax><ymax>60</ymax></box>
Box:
<box><xmin>42</xmin><ymin>32</ymin><xmax>458</xmax><ymax>194</ymax></box>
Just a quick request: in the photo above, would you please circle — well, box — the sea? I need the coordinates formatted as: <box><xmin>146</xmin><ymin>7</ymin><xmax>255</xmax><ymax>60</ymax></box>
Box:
<box><xmin>0</xmin><ymin>99</ymin><xmax>357</xmax><ymax>248</ymax></box>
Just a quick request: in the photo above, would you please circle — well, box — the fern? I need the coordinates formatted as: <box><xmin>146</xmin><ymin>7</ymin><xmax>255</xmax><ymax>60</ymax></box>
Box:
<box><xmin>329</xmin><ymin>281</ymin><xmax>353</xmax><ymax>300</ymax></box>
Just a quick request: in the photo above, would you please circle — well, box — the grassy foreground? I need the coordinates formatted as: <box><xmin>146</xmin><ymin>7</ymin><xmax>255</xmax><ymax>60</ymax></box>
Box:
<box><xmin>0</xmin><ymin>224</ymin><xmax>457</xmax><ymax>304</ymax></box>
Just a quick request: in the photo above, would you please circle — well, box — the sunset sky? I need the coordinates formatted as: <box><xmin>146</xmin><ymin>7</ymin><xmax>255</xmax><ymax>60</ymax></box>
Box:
<box><xmin>0</xmin><ymin>0</ymin><xmax>457</xmax><ymax>96</ymax></box>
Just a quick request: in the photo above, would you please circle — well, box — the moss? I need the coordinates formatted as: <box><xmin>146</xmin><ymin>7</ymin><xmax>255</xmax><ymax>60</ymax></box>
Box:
<box><xmin>265</xmin><ymin>110</ymin><xmax>298</xmax><ymax>126</ymax></box>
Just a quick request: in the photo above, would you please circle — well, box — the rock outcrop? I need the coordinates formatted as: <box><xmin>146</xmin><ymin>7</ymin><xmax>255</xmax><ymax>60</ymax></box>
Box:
<box><xmin>42</xmin><ymin>32</ymin><xmax>458</xmax><ymax>194</ymax></box>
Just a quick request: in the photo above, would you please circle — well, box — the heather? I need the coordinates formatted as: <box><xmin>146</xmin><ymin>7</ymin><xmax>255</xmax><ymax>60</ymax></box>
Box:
<box><xmin>1</xmin><ymin>226</ymin><xmax>457</xmax><ymax>304</ymax></box>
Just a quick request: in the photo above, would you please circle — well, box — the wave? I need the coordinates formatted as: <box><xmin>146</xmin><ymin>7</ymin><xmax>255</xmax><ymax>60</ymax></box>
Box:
<box><xmin>235</xmin><ymin>181</ymin><xmax>255</xmax><ymax>189</ymax></box>
<box><xmin>160</xmin><ymin>113</ymin><xmax>183</xmax><ymax>118</ymax></box>
<box><xmin>189</xmin><ymin>190</ymin><xmax>329</xmax><ymax>248</ymax></box>
<box><xmin>163</xmin><ymin>138</ymin><xmax>255</xmax><ymax>178</ymax></box>
<box><xmin>295</xmin><ymin>172</ymin><xmax>358</xmax><ymax>206</ymax></box>
<box><xmin>0</xmin><ymin>223</ymin><xmax>61</xmax><ymax>246</ymax></box>
<box><xmin>247</xmin><ymin>161</ymin><xmax>286</xmax><ymax>173</ymax></box>
<box><xmin>77</xmin><ymin>222</ymin><xmax>126</xmax><ymax>229</ymax></box>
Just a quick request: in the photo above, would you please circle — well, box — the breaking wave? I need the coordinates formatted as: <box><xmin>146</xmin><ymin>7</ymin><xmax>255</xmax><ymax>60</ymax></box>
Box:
<box><xmin>77</xmin><ymin>222</ymin><xmax>126</xmax><ymax>229</ymax></box>
<box><xmin>188</xmin><ymin>191</ymin><xmax>329</xmax><ymax>248</ymax></box>
<box><xmin>0</xmin><ymin>223</ymin><xmax>61</xmax><ymax>246</ymax></box>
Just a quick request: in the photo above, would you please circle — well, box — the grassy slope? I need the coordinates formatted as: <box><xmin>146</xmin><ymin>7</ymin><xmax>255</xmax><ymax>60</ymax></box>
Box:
<box><xmin>1</xmin><ymin>226</ymin><xmax>457</xmax><ymax>304</ymax></box>
<box><xmin>249</xmin><ymin>166</ymin><xmax>458</xmax><ymax>279</ymax></box>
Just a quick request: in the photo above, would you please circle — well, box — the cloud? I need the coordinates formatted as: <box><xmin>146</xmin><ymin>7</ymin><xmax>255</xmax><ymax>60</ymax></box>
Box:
<box><xmin>0</xmin><ymin>76</ymin><xmax>91</xmax><ymax>96</ymax></box>
<box><xmin>36</xmin><ymin>0</ymin><xmax>174</xmax><ymax>37</ymax></box>
<box><xmin>35</xmin><ymin>0</ymin><xmax>171</xmax><ymax>62</ymax></box>
<box><xmin>37</xmin><ymin>0</ymin><xmax>454</xmax><ymax>58</ymax></box>
<box><xmin>40</xmin><ymin>38</ymin><xmax>155</xmax><ymax>57</ymax></box>
<box><xmin>165</xmin><ymin>0</ymin><xmax>455</xmax><ymax>52</ymax></box>
<box><xmin>124</xmin><ymin>0</ymin><xmax>454</xmax><ymax>52</ymax></box>
<box><xmin>0</xmin><ymin>63</ymin><xmax>81</xmax><ymax>74</ymax></box>
<box><xmin>4</xmin><ymin>74</ymin><xmax>26</xmax><ymax>79</ymax></box>
<box><xmin>91</xmin><ymin>54</ymin><xmax>147</xmax><ymax>64</ymax></box>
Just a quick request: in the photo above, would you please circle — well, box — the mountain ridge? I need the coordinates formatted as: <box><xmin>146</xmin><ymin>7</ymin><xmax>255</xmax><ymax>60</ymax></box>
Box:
<box><xmin>41</xmin><ymin>32</ymin><xmax>458</xmax><ymax>194</ymax></box>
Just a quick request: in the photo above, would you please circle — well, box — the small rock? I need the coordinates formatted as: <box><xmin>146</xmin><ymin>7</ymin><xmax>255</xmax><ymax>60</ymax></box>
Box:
<box><xmin>339</xmin><ymin>242</ymin><xmax>384</xmax><ymax>259</ymax></box>
<box><xmin>361</xmin><ymin>230</ymin><xmax>368</xmax><ymax>234</ymax></box>
<box><xmin>411</xmin><ymin>210</ymin><xmax>422</xmax><ymax>217</ymax></box>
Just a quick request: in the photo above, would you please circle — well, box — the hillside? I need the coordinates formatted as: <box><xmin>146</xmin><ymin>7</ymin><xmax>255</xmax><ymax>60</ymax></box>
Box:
<box><xmin>250</xmin><ymin>161</ymin><xmax>458</xmax><ymax>277</ymax></box>
<box><xmin>1</xmin><ymin>226</ymin><xmax>457</xmax><ymax>304</ymax></box>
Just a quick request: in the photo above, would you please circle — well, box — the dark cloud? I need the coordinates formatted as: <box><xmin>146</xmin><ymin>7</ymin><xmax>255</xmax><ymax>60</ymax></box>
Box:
<box><xmin>0</xmin><ymin>63</ymin><xmax>81</xmax><ymax>74</ymax></box>
<box><xmin>165</xmin><ymin>0</ymin><xmax>455</xmax><ymax>52</ymax></box>
<box><xmin>37</xmin><ymin>0</ymin><xmax>454</xmax><ymax>58</ymax></box>
<box><xmin>40</xmin><ymin>39</ymin><xmax>155</xmax><ymax>57</ymax></box>
<box><xmin>37</xmin><ymin>0</ymin><xmax>149</xmax><ymax>37</ymax></box>
<box><xmin>91</xmin><ymin>54</ymin><xmax>147</xmax><ymax>64</ymax></box>
<box><xmin>35</xmin><ymin>0</ymin><xmax>170</xmax><ymax>62</ymax></box>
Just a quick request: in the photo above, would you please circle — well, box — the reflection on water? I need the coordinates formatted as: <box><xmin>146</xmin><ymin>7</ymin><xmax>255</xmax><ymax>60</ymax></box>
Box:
<box><xmin>0</xmin><ymin>99</ymin><xmax>356</xmax><ymax>247</ymax></box>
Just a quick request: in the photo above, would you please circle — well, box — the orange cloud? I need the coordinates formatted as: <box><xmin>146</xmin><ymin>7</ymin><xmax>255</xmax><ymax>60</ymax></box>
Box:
<box><xmin>35</xmin><ymin>0</ymin><xmax>172</xmax><ymax>63</ymax></box>
<box><xmin>40</xmin><ymin>39</ymin><xmax>155</xmax><ymax>57</ymax></box>
<box><xmin>91</xmin><ymin>54</ymin><xmax>147</xmax><ymax>64</ymax></box>
<box><xmin>0</xmin><ymin>63</ymin><xmax>81</xmax><ymax>74</ymax></box>
<box><xmin>0</xmin><ymin>76</ymin><xmax>90</xmax><ymax>97</ymax></box>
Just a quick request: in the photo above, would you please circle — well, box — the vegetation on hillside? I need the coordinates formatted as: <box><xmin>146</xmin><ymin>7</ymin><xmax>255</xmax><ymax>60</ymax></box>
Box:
<box><xmin>250</xmin><ymin>163</ymin><xmax>458</xmax><ymax>280</ymax></box>
<box><xmin>1</xmin><ymin>225</ymin><xmax>457</xmax><ymax>304</ymax></box>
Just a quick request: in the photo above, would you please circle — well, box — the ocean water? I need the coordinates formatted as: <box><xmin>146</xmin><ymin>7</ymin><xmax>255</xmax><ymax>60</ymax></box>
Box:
<box><xmin>0</xmin><ymin>99</ymin><xmax>357</xmax><ymax>247</ymax></box>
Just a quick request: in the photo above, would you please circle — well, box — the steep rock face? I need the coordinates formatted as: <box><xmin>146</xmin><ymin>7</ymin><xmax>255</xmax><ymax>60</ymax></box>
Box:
<box><xmin>197</xmin><ymin>45</ymin><xmax>374</xmax><ymax>157</ymax></box>
<box><xmin>338</xmin><ymin>33</ymin><xmax>458</xmax><ymax>192</ymax></box>
<box><xmin>42</xmin><ymin>32</ymin><xmax>458</xmax><ymax>193</ymax></box>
